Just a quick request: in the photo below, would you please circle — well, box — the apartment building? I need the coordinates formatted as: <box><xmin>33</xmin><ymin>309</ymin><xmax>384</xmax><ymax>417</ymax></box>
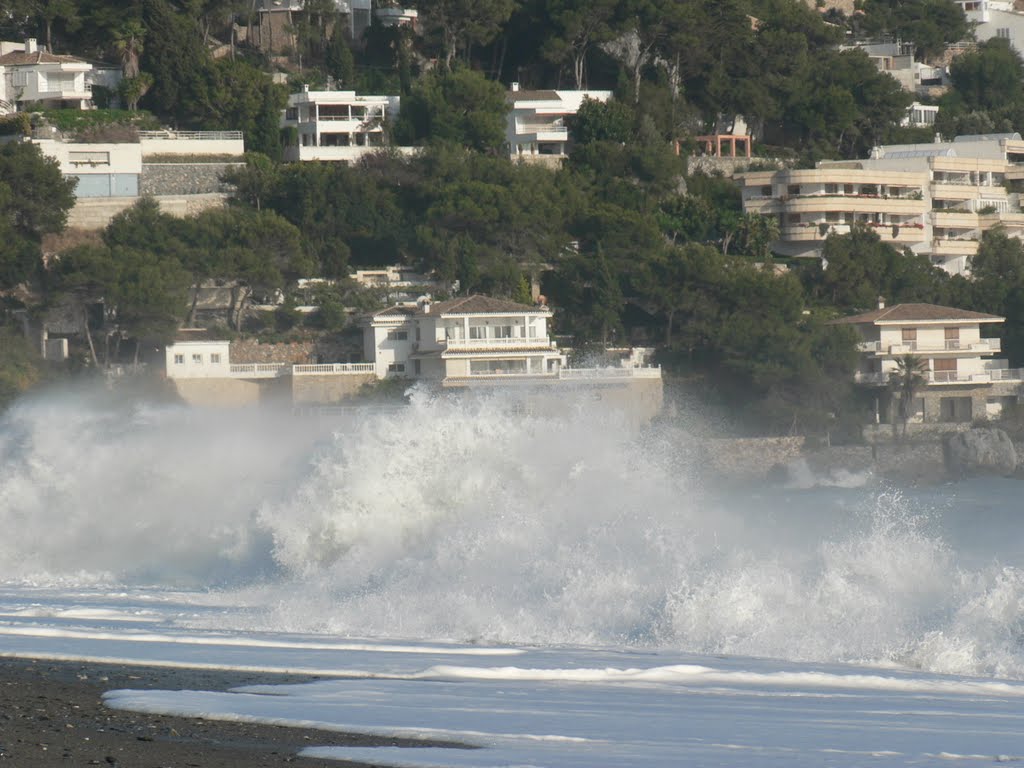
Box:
<box><xmin>737</xmin><ymin>133</ymin><xmax>1024</xmax><ymax>274</ymax></box>
<box><xmin>833</xmin><ymin>300</ymin><xmax>1019</xmax><ymax>424</ymax></box>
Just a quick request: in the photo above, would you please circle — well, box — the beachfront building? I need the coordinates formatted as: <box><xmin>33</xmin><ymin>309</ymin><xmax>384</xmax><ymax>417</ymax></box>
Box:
<box><xmin>362</xmin><ymin>296</ymin><xmax>565</xmax><ymax>382</ymax></box>
<box><xmin>280</xmin><ymin>87</ymin><xmax>406</xmax><ymax>162</ymax></box>
<box><xmin>737</xmin><ymin>133</ymin><xmax>1024</xmax><ymax>275</ymax></box>
<box><xmin>834</xmin><ymin>300</ymin><xmax>1021</xmax><ymax>425</ymax></box>
<box><xmin>505</xmin><ymin>85</ymin><xmax>612</xmax><ymax>165</ymax></box>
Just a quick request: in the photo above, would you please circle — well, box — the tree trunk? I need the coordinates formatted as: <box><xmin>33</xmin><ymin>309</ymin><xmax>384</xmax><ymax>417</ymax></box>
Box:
<box><xmin>665</xmin><ymin>309</ymin><xmax>675</xmax><ymax>346</ymax></box>
<box><xmin>188</xmin><ymin>281</ymin><xmax>201</xmax><ymax>326</ymax></box>
<box><xmin>82</xmin><ymin>307</ymin><xmax>99</xmax><ymax>367</ymax></box>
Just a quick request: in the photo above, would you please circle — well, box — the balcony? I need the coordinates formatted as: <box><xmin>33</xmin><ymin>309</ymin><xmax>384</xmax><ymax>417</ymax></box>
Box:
<box><xmin>443</xmin><ymin>337</ymin><xmax>558</xmax><ymax>353</ymax></box>
<box><xmin>932</xmin><ymin>210</ymin><xmax>978</xmax><ymax>228</ymax></box>
<box><xmin>854</xmin><ymin>368</ymin><xmax>1024</xmax><ymax>386</ymax></box>
<box><xmin>930</xmin><ymin>239</ymin><xmax>979</xmax><ymax>257</ymax></box>
<box><xmin>858</xmin><ymin>338</ymin><xmax>1001</xmax><ymax>355</ymax></box>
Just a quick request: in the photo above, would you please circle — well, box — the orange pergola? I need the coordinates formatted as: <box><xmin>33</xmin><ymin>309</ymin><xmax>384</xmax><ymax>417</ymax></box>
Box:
<box><xmin>690</xmin><ymin>134</ymin><xmax>752</xmax><ymax>158</ymax></box>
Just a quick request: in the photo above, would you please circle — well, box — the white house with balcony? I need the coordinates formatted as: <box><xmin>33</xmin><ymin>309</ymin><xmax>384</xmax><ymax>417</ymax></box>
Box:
<box><xmin>362</xmin><ymin>296</ymin><xmax>565</xmax><ymax>381</ymax></box>
<box><xmin>281</xmin><ymin>87</ymin><xmax>408</xmax><ymax>162</ymax></box>
<box><xmin>506</xmin><ymin>85</ymin><xmax>612</xmax><ymax>165</ymax></box>
<box><xmin>0</xmin><ymin>38</ymin><xmax>98</xmax><ymax>114</ymax></box>
<box><xmin>833</xmin><ymin>300</ymin><xmax>1021</xmax><ymax>425</ymax></box>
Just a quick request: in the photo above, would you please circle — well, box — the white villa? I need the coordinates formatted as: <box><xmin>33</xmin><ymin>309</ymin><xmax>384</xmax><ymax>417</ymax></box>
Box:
<box><xmin>506</xmin><ymin>85</ymin><xmax>612</xmax><ymax>165</ymax></box>
<box><xmin>280</xmin><ymin>87</ymin><xmax>407</xmax><ymax>162</ymax></box>
<box><xmin>833</xmin><ymin>300</ymin><xmax>1021</xmax><ymax>425</ymax></box>
<box><xmin>956</xmin><ymin>1</ymin><xmax>1024</xmax><ymax>54</ymax></box>
<box><xmin>362</xmin><ymin>296</ymin><xmax>565</xmax><ymax>381</ymax></box>
<box><xmin>0</xmin><ymin>39</ymin><xmax>103</xmax><ymax>114</ymax></box>
<box><xmin>737</xmin><ymin>132</ymin><xmax>1024</xmax><ymax>275</ymax></box>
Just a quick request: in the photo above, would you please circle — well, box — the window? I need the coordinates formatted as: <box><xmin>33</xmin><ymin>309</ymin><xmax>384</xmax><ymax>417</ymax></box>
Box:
<box><xmin>210</xmin><ymin>353</ymin><xmax>221</xmax><ymax>363</ymax></box>
<box><xmin>470</xmin><ymin>325</ymin><xmax>487</xmax><ymax>340</ymax></box>
<box><xmin>760</xmin><ymin>185</ymin><xmax>772</xmax><ymax>197</ymax></box>
<box><xmin>285</xmin><ymin>107</ymin><xmax>298</xmax><ymax>120</ymax></box>
<box><xmin>387</xmin><ymin>329</ymin><xmax>408</xmax><ymax>341</ymax></box>
<box><xmin>787</xmin><ymin>184</ymin><xmax>800</xmax><ymax>195</ymax></box>
<box><xmin>388</xmin><ymin>363</ymin><xmax>405</xmax><ymax>373</ymax></box>
<box><xmin>528</xmin><ymin>325</ymin><xmax>538</xmax><ymax>338</ymax></box>
<box><xmin>174</xmin><ymin>354</ymin><xmax>184</xmax><ymax>364</ymax></box>
<box><xmin>826</xmin><ymin>211</ymin><xmax>842</xmax><ymax>223</ymax></box>
<box><xmin>944</xmin><ymin>327</ymin><xmax>960</xmax><ymax>349</ymax></box>
<box><xmin>787</xmin><ymin>213</ymin><xmax>801</xmax><ymax>225</ymax></box>
<box><xmin>825</xmin><ymin>183</ymin><xmax>838</xmax><ymax>194</ymax></box>
<box><xmin>413</xmin><ymin>360</ymin><xmax>421</xmax><ymax>375</ymax></box>
<box><xmin>902</xmin><ymin>328</ymin><xmax>917</xmax><ymax>348</ymax></box>
<box><xmin>494</xmin><ymin>325</ymin><xmax>513</xmax><ymax>339</ymax></box>
<box><xmin>997</xmin><ymin>28</ymin><xmax>1010</xmax><ymax>39</ymax></box>
<box><xmin>192</xmin><ymin>354</ymin><xmax>202</xmax><ymax>364</ymax></box>
<box><xmin>844</xmin><ymin>184</ymin><xmax>854</xmax><ymax>194</ymax></box>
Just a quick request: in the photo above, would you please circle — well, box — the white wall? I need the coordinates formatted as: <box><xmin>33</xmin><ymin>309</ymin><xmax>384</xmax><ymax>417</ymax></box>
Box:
<box><xmin>165</xmin><ymin>341</ymin><xmax>232</xmax><ymax>379</ymax></box>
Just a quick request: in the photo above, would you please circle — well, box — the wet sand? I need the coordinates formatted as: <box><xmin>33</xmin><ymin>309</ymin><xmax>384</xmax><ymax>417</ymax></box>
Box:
<box><xmin>0</xmin><ymin>656</ymin><xmax>470</xmax><ymax>766</ymax></box>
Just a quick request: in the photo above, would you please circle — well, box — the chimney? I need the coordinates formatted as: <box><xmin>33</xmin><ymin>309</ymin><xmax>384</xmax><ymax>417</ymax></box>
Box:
<box><xmin>511</xmin><ymin>81</ymin><xmax>520</xmax><ymax>92</ymax></box>
<box><xmin>25</xmin><ymin>38</ymin><xmax>37</xmax><ymax>54</ymax></box>
<box><xmin>302</xmin><ymin>83</ymin><xmax>309</xmax><ymax>93</ymax></box>
<box><xmin>878</xmin><ymin>296</ymin><xmax>886</xmax><ymax>309</ymax></box>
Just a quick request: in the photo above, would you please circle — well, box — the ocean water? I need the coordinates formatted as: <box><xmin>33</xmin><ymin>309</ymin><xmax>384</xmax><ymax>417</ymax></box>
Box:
<box><xmin>4</xmin><ymin>384</ymin><xmax>1024</xmax><ymax>766</ymax></box>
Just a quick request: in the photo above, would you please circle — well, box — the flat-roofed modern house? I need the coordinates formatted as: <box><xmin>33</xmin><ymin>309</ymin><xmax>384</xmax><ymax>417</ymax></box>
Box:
<box><xmin>738</xmin><ymin>133</ymin><xmax>1024</xmax><ymax>275</ymax></box>
<box><xmin>505</xmin><ymin>85</ymin><xmax>612</xmax><ymax>165</ymax></box>
<box><xmin>833</xmin><ymin>300</ymin><xmax>1020</xmax><ymax>425</ymax></box>
<box><xmin>280</xmin><ymin>87</ymin><xmax>405</xmax><ymax>162</ymax></box>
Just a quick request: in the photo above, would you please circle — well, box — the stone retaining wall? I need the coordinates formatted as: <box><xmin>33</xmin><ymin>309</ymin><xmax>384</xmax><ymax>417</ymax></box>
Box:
<box><xmin>702</xmin><ymin>436</ymin><xmax>805</xmax><ymax>482</ymax></box>
<box><xmin>67</xmin><ymin>193</ymin><xmax>227</xmax><ymax>230</ymax></box>
<box><xmin>292</xmin><ymin>373</ymin><xmax>377</xmax><ymax>405</ymax></box>
<box><xmin>687</xmin><ymin>156</ymin><xmax>793</xmax><ymax>177</ymax></box>
<box><xmin>228</xmin><ymin>339</ymin><xmax>353</xmax><ymax>365</ymax></box>
<box><xmin>140</xmin><ymin>163</ymin><xmax>242</xmax><ymax>196</ymax></box>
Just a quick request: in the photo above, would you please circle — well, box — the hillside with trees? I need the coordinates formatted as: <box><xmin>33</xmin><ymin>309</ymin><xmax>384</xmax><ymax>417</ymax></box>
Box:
<box><xmin>5</xmin><ymin>0</ymin><xmax>1024</xmax><ymax>439</ymax></box>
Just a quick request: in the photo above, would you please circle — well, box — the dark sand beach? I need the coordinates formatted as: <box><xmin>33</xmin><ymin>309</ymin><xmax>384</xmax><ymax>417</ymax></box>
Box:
<box><xmin>0</xmin><ymin>656</ymin><xmax>468</xmax><ymax>766</ymax></box>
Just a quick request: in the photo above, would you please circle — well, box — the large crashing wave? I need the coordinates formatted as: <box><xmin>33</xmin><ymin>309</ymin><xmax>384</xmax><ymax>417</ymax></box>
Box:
<box><xmin>3</xmin><ymin>384</ymin><xmax>1024</xmax><ymax>678</ymax></box>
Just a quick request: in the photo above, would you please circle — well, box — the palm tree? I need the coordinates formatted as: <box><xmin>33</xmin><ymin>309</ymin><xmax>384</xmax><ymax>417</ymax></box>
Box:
<box><xmin>889</xmin><ymin>354</ymin><xmax>928</xmax><ymax>438</ymax></box>
<box><xmin>112</xmin><ymin>21</ymin><xmax>145</xmax><ymax>79</ymax></box>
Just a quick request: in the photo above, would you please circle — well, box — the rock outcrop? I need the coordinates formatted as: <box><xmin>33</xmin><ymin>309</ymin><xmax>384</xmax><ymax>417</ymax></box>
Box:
<box><xmin>943</xmin><ymin>428</ymin><xmax>1018</xmax><ymax>478</ymax></box>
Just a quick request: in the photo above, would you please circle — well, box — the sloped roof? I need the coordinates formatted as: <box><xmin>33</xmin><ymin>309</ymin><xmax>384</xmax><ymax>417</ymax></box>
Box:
<box><xmin>427</xmin><ymin>295</ymin><xmax>548</xmax><ymax>316</ymax></box>
<box><xmin>832</xmin><ymin>303</ymin><xmax>1004</xmax><ymax>325</ymax></box>
<box><xmin>0</xmin><ymin>50</ymin><xmax>88</xmax><ymax>66</ymax></box>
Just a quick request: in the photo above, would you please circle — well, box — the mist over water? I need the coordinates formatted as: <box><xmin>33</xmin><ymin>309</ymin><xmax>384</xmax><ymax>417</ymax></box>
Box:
<box><xmin>4</xmin><ymin>385</ymin><xmax>1024</xmax><ymax>679</ymax></box>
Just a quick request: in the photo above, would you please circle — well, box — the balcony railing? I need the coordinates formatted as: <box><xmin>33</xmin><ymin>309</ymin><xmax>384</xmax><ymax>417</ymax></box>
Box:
<box><xmin>139</xmin><ymin>130</ymin><xmax>244</xmax><ymax>140</ymax></box>
<box><xmin>229</xmin><ymin>363</ymin><xmax>289</xmax><ymax>378</ymax></box>
<box><xmin>857</xmin><ymin>338</ymin><xmax>1001</xmax><ymax>354</ymax></box>
<box><xmin>293</xmin><ymin>363</ymin><xmax>375</xmax><ymax>375</ymax></box>
<box><xmin>445</xmin><ymin>337</ymin><xmax>557</xmax><ymax>350</ymax></box>
<box><xmin>855</xmin><ymin>368</ymin><xmax>1024</xmax><ymax>385</ymax></box>
<box><xmin>559</xmin><ymin>366</ymin><xmax>662</xmax><ymax>380</ymax></box>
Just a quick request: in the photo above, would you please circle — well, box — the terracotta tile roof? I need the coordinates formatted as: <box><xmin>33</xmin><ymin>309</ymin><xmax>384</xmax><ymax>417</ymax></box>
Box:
<box><xmin>832</xmin><ymin>303</ymin><xmax>1004</xmax><ymax>325</ymax></box>
<box><xmin>426</xmin><ymin>295</ymin><xmax>548</xmax><ymax>316</ymax></box>
<box><xmin>371</xmin><ymin>305</ymin><xmax>417</xmax><ymax>319</ymax></box>
<box><xmin>0</xmin><ymin>50</ymin><xmax>88</xmax><ymax>66</ymax></box>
